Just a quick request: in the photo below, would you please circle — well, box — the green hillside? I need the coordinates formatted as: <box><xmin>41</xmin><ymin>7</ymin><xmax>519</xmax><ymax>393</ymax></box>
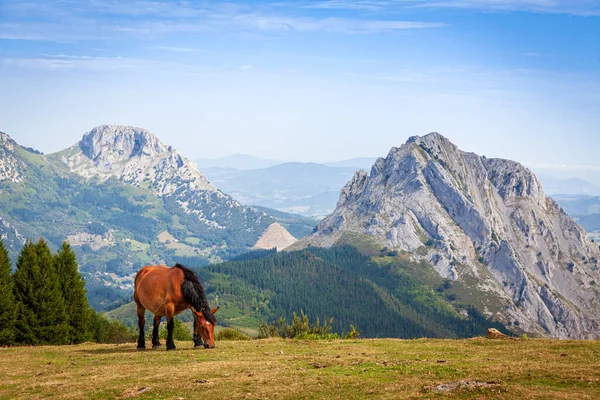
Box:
<box><xmin>0</xmin><ymin>136</ymin><xmax>310</xmax><ymax>310</ymax></box>
<box><xmin>108</xmin><ymin>246</ymin><xmax>509</xmax><ymax>339</ymax></box>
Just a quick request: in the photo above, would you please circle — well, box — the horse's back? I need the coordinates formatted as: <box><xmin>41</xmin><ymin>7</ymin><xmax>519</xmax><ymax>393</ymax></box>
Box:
<box><xmin>134</xmin><ymin>265</ymin><xmax>184</xmax><ymax>315</ymax></box>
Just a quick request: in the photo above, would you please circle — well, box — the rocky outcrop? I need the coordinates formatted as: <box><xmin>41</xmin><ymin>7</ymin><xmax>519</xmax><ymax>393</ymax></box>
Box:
<box><xmin>53</xmin><ymin>125</ymin><xmax>272</xmax><ymax>233</ymax></box>
<box><xmin>253</xmin><ymin>223</ymin><xmax>298</xmax><ymax>250</ymax></box>
<box><xmin>59</xmin><ymin>125</ymin><xmax>216</xmax><ymax>196</ymax></box>
<box><xmin>0</xmin><ymin>132</ymin><xmax>25</xmax><ymax>183</ymax></box>
<box><xmin>297</xmin><ymin>132</ymin><xmax>600</xmax><ymax>339</ymax></box>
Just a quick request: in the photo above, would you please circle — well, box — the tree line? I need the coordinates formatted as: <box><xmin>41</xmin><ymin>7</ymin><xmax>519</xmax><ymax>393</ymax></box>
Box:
<box><xmin>199</xmin><ymin>246</ymin><xmax>509</xmax><ymax>339</ymax></box>
<box><xmin>0</xmin><ymin>238</ymin><xmax>133</xmax><ymax>346</ymax></box>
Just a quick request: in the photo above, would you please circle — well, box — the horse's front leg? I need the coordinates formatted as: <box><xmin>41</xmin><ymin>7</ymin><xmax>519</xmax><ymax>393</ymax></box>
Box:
<box><xmin>152</xmin><ymin>315</ymin><xmax>162</xmax><ymax>349</ymax></box>
<box><xmin>136</xmin><ymin>303</ymin><xmax>146</xmax><ymax>350</ymax></box>
<box><xmin>165</xmin><ymin>305</ymin><xmax>176</xmax><ymax>351</ymax></box>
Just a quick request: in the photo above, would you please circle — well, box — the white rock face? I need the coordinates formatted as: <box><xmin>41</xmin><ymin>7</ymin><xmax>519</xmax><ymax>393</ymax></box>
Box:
<box><xmin>299</xmin><ymin>132</ymin><xmax>600</xmax><ymax>339</ymax></box>
<box><xmin>61</xmin><ymin>125</ymin><xmax>217</xmax><ymax>196</ymax></box>
<box><xmin>0</xmin><ymin>132</ymin><xmax>25</xmax><ymax>183</ymax></box>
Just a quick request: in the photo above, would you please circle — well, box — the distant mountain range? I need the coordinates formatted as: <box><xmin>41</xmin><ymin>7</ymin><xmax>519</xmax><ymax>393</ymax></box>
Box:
<box><xmin>194</xmin><ymin>156</ymin><xmax>377</xmax><ymax>218</ymax></box>
<box><xmin>534</xmin><ymin>174</ymin><xmax>600</xmax><ymax>197</ymax></box>
<box><xmin>195</xmin><ymin>154</ymin><xmax>283</xmax><ymax>170</ymax></box>
<box><xmin>294</xmin><ymin>132</ymin><xmax>600</xmax><ymax>339</ymax></box>
<box><xmin>195</xmin><ymin>154</ymin><xmax>377</xmax><ymax>172</ymax></box>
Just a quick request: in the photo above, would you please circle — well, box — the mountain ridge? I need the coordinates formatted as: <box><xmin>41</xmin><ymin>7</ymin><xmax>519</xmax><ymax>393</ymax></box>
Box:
<box><xmin>294</xmin><ymin>132</ymin><xmax>600</xmax><ymax>339</ymax></box>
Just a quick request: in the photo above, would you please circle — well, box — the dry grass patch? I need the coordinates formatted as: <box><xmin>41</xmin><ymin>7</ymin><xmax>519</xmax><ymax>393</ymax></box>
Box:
<box><xmin>0</xmin><ymin>338</ymin><xmax>599</xmax><ymax>399</ymax></box>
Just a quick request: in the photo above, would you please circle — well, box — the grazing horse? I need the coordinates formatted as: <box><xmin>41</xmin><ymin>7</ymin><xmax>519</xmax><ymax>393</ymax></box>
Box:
<box><xmin>133</xmin><ymin>263</ymin><xmax>219</xmax><ymax>351</ymax></box>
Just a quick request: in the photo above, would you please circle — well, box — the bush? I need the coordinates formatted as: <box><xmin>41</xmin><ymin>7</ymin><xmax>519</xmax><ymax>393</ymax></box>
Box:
<box><xmin>258</xmin><ymin>311</ymin><xmax>334</xmax><ymax>339</ymax></box>
<box><xmin>258</xmin><ymin>311</ymin><xmax>360</xmax><ymax>340</ymax></box>
<box><xmin>342</xmin><ymin>325</ymin><xmax>361</xmax><ymax>339</ymax></box>
<box><xmin>216</xmin><ymin>328</ymin><xmax>250</xmax><ymax>341</ymax></box>
<box><xmin>90</xmin><ymin>312</ymin><xmax>136</xmax><ymax>344</ymax></box>
<box><xmin>159</xmin><ymin>318</ymin><xmax>192</xmax><ymax>341</ymax></box>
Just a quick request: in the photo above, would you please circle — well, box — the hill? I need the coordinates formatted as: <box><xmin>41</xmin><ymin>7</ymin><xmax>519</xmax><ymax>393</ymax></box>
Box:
<box><xmin>1</xmin><ymin>338</ymin><xmax>599</xmax><ymax>399</ymax></box>
<box><xmin>108</xmin><ymin>246</ymin><xmax>508</xmax><ymax>339</ymax></box>
<box><xmin>295</xmin><ymin>132</ymin><xmax>600</xmax><ymax>339</ymax></box>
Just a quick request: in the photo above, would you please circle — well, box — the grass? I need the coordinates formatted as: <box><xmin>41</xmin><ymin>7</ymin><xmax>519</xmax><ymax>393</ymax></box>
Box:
<box><xmin>1</xmin><ymin>338</ymin><xmax>599</xmax><ymax>399</ymax></box>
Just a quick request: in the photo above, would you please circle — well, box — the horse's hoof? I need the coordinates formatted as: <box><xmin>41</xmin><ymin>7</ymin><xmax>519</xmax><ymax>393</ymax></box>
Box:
<box><xmin>152</xmin><ymin>344</ymin><xmax>162</xmax><ymax>349</ymax></box>
<box><xmin>166</xmin><ymin>346</ymin><xmax>177</xmax><ymax>351</ymax></box>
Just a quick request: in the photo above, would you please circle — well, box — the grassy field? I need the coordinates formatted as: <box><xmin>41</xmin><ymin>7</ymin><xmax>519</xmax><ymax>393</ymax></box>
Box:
<box><xmin>1</xmin><ymin>338</ymin><xmax>599</xmax><ymax>399</ymax></box>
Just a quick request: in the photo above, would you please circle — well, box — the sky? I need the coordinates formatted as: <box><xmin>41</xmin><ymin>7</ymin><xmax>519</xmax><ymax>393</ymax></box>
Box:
<box><xmin>1</xmin><ymin>0</ymin><xmax>599</xmax><ymax>178</ymax></box>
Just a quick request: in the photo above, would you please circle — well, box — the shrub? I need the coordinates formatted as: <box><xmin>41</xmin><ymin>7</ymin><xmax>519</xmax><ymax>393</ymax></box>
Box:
<box><xmin>159</xmin><ymin>318</ymin><xmax>192</xmax><ymax>341</ymax></box>
<box><xmin>258</xmin><ymin>310</ymin><xmax>333</xmax><ymax>339</ymax></box>
<box><xmin>342</xmin><ymin>325</ymin><xmax>360</xmax><ymax>339</ymax></box>
<box><xmin>90</xmin><ymin>312</ymin><xmax>136</xmax><ymax>344</ymax></box>
<box><xmin>216</xmin><ymin>328</ymin><xmax>250</xmax><ymax>341</ymax></box>
<box><xmin>258</xmin><ymin>311</ymin><xmax>360</xmax><ymax>340</ymax></box>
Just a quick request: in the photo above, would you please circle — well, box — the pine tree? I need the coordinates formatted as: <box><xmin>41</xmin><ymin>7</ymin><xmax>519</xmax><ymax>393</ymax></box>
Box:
<box><xmin>0</xmin><ymin>239</ymin><xmax>16</xmax><ymax>346</ymax></box>
<box><xmin>13</xmin><ymin>239</ymin><xmax>70</xmax><ymax>345</ymax></box>
<box><xmin>54</xmin><ymin>242</ymin><xmax>91</xmax><ymax>343</ymax></box>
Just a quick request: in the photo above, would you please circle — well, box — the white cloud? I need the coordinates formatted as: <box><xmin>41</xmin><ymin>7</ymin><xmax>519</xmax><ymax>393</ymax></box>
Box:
<box><xmin>303</xmin><ymin>0</ymin><xmax>600</xmax><ymax>15</ymax></box>
<box><xmin>0</xmin><ymin>0</ymin><xmax>448</xmax><ymax>43</ymax></box>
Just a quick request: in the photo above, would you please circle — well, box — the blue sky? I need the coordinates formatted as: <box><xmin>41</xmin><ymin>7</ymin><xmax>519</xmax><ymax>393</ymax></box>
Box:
<box><xmin>1</xmin><ymin>0</ymin><xmax>599</xmax><ymax>178</ymax></box>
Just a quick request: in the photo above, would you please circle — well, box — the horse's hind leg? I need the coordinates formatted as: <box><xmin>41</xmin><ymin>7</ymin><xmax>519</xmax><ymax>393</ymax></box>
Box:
<box><xmin>165</xmin><ymin>304</ymin><xmax>176</xmax><ymax>351</ymax></box>
<box><xmin>152</xmin><ymin>315</ymin><xmax>162</xmax><ymax>349</ymax></box>
<box><xmin>136</xmin><ymin>303</ymin><xmax>146</xmax><ymax>351</ymax></box>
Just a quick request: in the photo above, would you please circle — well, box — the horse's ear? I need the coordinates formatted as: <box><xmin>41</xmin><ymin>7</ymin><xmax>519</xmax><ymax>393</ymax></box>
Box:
<box><xmin>191</xmin><ymin>307</ymin><xmax>198</xmax><ymax>314</ymax></box>
<box><xmin>211</xmin><ymin>306</ymin><xmax>220</xmax><ymax>315</ymax></box>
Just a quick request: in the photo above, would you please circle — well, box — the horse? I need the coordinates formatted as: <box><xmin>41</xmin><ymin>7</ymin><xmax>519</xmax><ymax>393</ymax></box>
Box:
<box><xmin>133</xmin><ymin>263</ymin><xmax>219</xmax><ymax>351</ymax></box>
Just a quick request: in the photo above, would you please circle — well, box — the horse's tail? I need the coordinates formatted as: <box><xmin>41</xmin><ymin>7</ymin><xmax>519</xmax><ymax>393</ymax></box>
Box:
<box><xmin>174</xmin><ymin>263</ymin><xmax>216</xmax><ymax>324</ymax></box>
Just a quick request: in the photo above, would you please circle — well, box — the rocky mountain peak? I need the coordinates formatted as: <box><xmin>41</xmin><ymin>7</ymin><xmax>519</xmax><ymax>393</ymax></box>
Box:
<box><xmin>298</xmin><ymin>132</ymin><xmax>600</xmax><ymax>339</ymax></box>
<box><xmin>79</xmin><ymin>125</ymin><xmax>169</xmax><ymax>166</ymax></box>
<box><xmin>57</xmin><ymin>125</ymin><xmax>216</xmax><ymax>195</ymax></box>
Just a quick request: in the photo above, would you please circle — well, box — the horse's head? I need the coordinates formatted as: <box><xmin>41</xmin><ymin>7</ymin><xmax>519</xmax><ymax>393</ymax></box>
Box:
<box><xmin>192</xmin><ymin>307</ymin><xmax>219</xmax><ymax>348</ymax></box>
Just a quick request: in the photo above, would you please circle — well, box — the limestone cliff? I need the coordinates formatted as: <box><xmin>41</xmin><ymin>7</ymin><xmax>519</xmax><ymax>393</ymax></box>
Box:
<box><xmin>296</xmin><ymin>132</ymin><xmax>600</xmax><ymax>339</ymax></box>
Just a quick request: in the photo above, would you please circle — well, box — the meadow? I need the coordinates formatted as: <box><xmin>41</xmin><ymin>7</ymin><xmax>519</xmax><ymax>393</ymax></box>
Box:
<box><xmin>1</xmin><ymin>337</ymin><xmax>599</xmax><ymax>399</ymax></box>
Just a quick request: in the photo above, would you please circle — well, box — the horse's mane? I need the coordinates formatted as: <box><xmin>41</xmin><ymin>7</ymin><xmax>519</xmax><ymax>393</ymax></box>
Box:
<box><xmin>174</xmin><ymin>263</ymin><xmax>216</xmax><ymax>324</ymax></box>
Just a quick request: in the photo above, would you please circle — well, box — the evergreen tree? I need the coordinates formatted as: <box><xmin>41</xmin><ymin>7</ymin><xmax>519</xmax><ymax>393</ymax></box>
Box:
<box><xmin>0</xmin><ymin>239</ymin><xmax>16</xmax><ymax>346</ymax></box>
<box><xmin>13</xmin><ymin>239</ymin><xmax>70</xmax><ymax>345</ymax></box>
<box><xmin>54</xmin><ymin>242</ymin><xmax>91</xmax><ymax>343</ymax></box>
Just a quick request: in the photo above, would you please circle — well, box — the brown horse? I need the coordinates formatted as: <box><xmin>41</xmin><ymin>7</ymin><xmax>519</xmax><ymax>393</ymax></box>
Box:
<box><xmin>133</xmin><ymin>263</ymin><xmax>218</xmax><ymax>351</ymax></box>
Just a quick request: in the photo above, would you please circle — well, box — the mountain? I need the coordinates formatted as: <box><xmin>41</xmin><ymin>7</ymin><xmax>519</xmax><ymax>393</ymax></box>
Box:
<box><xmin>0</xmin><ymin>126</ymin><xmax>304</xmax><ymax>309</ymax></box>
<box><xmin>195</xmin><ymin>154</ymin><xmax>282</xmax><ymax>170</ymax></box>
<box><xmin>533</xmin><ymin>168</ymin><xmax>600</xmax><ymax>190</ymax></box>
<box><xmin>294</xmin><ymin>132</ymin><xmax>600</xmax><ymax>339</ymax></box>
<box><xmin>536</xmin><ymin>175</ymin><xmax>600</xmax><ymax>197</ymax></box>
<box><xmin>200</xmin><ymin>162</ymin><xmax>362</xmax><ymax>217</ymax></box>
